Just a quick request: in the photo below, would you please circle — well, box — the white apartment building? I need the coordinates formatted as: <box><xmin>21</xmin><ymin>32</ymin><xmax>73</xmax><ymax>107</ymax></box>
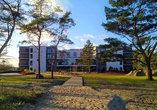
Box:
<box><xmin>19</xmin><ymin>46</ymin><xmax>132</xmax><ymax>72</ymax></box>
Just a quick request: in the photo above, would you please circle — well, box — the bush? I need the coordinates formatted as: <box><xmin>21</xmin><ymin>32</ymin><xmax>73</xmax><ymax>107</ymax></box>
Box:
<box><xmin>109</xmin><ymin>66</ymin><xmax>115</xmax><ymax>71</ymax></box>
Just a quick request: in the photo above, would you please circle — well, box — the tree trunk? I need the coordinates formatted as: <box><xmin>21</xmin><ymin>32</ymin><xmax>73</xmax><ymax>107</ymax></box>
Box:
<box><xmin>0</xmin><ymin>24</ymin><xmax>15</xmax><ymax>54</ymax></box>
<box><xmin>89</xmin><ymin>65</ymin><xmax>90</xmax><ymax>73</ymax></box>
<box><xmin>37</xmin><ymin>44</ymin><xmax>41</xmax><ymax>79</ymax></box>
<box><xmin>51</xmin><ymin>64</ymin><xmax>54</xmax><ymax>79</ymax></box>
<box><xmin>146</xmin><ymin>62</ymin><xmax>153</xmax><ymax>80</ymax></box>
<box><xmin>88</xmin><ymin>60</ymin><xmax>90</xmax><ymax>73</ymax></box>
<box><xmin>51</xmin><ymin>47</ymin><xmax>57</xmax><ymax>79</ymax></box>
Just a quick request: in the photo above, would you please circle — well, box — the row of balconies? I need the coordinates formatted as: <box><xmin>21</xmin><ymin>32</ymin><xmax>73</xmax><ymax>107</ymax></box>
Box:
<box><xmin>19</xmin><ymin>63</ymin><xmax>29</xmax><ymax>66</ymax></box>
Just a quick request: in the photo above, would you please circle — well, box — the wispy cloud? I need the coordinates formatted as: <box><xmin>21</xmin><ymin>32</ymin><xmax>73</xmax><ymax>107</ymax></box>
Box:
<box><xmin>74</xmin><ymin>34</ymin><xmax>97</xmax><ymax>40</ymax></box>
<box><xmin>84</xmin><ymin>34</ymin><xmax>96</xmax><ymax>39</ymax></box>
<box><xmin>63</xmin><ymin>45</ymin><xmax>71</xmax><ymax>49</ymax></box>
<box><xmin>80</xmin><ymin>38</ymin><xmax>85</xmax><ymax>42</ymax></box>
<box><xmin>92</xmin><ymin>43</ymin><xmax>99</xmax><ymax>47</ymax></box>
<box><xmin>75</xmin><ymin>46</ymin><xmax>83</xmax><ymax>49</ymax></box>
<box><xmin>50</xmin><ymin>0</ymin><xmax>71</xmax><ymax>13</ymax></box>
<box><xmin>102</xmin><ymin>35</ymin><xmax>108</xmax><ymax>38</ymax></box>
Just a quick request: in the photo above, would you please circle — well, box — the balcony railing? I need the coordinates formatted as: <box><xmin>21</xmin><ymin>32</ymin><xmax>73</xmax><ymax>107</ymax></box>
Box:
<box><xmin>19</xmin><ymin>63</ymin><xmax>29</xmax><ymax>66</ymax></box>
<box><xmin>19</xmin><ymin>56</ymin><xmax>29</xmax><ymax>59</ymax></box>
<box><xmin>19</xmin><ymin>51</ymin><xmax>29</xmax><ymax>54</ymax></box>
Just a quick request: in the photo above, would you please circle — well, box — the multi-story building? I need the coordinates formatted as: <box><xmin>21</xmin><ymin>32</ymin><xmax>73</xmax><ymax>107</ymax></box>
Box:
<box><xmin>19</xmin><ymin>46</ymin><xmax>48</xmax><ymax>72</ymax></box>
<box><xmin>19</xmin><ymin>45</ymin><xmax>133</xmax><ymax>72</ymax></box>
<box><xmin>95</xmin><ymin>46</ymin><xmax>133</xmax><ymax>72</ymax></box>
<box><xmin>123</xmin><ymin>46</ymin><xmax>133</xmax><ymax>72</ymax></box>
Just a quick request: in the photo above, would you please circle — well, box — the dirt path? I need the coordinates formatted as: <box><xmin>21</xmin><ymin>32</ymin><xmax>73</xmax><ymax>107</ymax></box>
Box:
<box><xmin>22</xmin><ymin>86</ymin><xmax>157</xmax><ymax>110</ymax></box>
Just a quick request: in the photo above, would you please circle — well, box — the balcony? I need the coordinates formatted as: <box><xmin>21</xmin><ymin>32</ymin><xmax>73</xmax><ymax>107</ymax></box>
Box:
<box><xmin>124</xmin><ymin>56</ymin><xmax>133</xmax><ymax>59</ymax></box>
<box><xmin>19</xmin><ymin>49</ymin><xmax>29</xmax><ymax>53</ymax></box>
<box><xmin>19</xmin><ymin>51</ymin><xmax>29</xmax><ymax>54</ymax></box>
<box><xmin>19</xmin><ymin>55</ymin><xmax>29</xmax><ymax>59</ymax></box>
<box><xmin>124</xmin><ymin>63</ymin><xmax>133</xmax><ymax>66</ymax></box>
<box><xmin>19</xmin><ymin>63</ymin><xmax>29</xmax><ymax>66</ymax></box>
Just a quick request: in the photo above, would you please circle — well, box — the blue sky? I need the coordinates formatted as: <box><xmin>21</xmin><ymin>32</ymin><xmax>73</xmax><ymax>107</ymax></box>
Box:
<box><xmin>5</xmin><ymin>0</ymin><xmax>126</xmax><ymax>67</ymax></box>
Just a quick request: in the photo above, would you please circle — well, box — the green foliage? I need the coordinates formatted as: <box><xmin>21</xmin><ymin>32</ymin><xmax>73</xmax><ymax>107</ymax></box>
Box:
<box><xmin>103</xmin><ymin>0</ymin><xmax>157</xmax><ymax>80</ymax></box>
<box><xmin>19</xmin><ymin>0</ymin><xmax>61</xmax><ymax>45</ymax></box>
<box><xmin>79</xmin><ymin>40</ymin><xmax>95</xmax><ymax>73</ymax></box>
<box><xmin>133</xmin><ymin>50</ymin><xmax>157</xmax><ymax>70</ymax></box>
<box><xmin>0</xmin><ymin>0</ymin><xmax>25</xmax><ymax>54</ymax></box>
<box><xmin>96</xmin><ymin>38</ymin><xmax>126</xmax><ymax>63</ymax></box>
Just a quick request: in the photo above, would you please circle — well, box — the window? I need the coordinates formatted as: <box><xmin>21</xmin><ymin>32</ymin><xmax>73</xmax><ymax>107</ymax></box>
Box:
<box><xmin>30</xmin><ymin>48</ymin><xmax>33</xmax><ymax>53</ymax></box>
<box><xmin>47</xmin><ymin>49</ymin><xmax>51</xmax><ymax>53</ymax></box>
<box><xmin>30</xmin><ymin>61</ymin><xmax>33</xmax><ymax>66</ymax></box>
<box><xmin>67</xmin><ymin>52</ymin><xmax>70</xmax><ymax>57</ymax></box>
<box><xmin>80</xmin><ymin>52</ymin><xmax>82</xmax><ymax>55</ymax></box>
<box><xmin>98</xmin><ymin>49</ymin><xmax>100</xmax><ymax>53</ymax></box>
<box><xmin>30</xmin><ymin>68</ymin><xmax>32</xmax><ymax>71</ymax></box>
<box><xmin>52</xmin><ymin>49</ymin><xmax>55</xmax><ymax>53</ymax></box>
<box><xmin>73</xmin><ymin>52</ymin><xmax>77</xmax><ymax>57</ymax></box>
<box><xmin>47</xmin><ymin>61</ymin><xmax>51</xmax><ymax>65</ymax></box>
<box><xmin>101</xmin><ymin>49</ymin><xmax>105</xmax><ymax>51</ymax></box>
<box><xmin>47</xmin><ymin>54</ymin><xmax>51</xmax><ymax>59</ymax></box>
<box><xmin>30</xmin><ymin>54</ymin><xmax>33</xmax><ymax>59</ymax></box>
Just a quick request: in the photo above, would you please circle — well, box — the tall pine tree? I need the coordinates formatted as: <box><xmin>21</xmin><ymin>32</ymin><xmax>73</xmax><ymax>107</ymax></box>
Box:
<box><xmin>19</xmin><ymin>0</ymin><xmax>61</xmax><ymax>79</ymax></box>
<box><xmin>103</xmin><ymin>0</ymin><xmax>157</xmax><ymax>80</ymax></box>
<box><xmin>50</xmin><ymin>11</ymin><xmax>75</xmax><ymax>79</ymax></box>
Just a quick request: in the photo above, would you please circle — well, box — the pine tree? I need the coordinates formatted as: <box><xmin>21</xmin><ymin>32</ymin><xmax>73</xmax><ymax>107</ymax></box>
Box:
<box><xmin>50</xmin><ymin>11</ymin><xmax>75</xmax><ymax>79</ymax></box>
<box><xmin>79</xmin><ymin>40</ymin><xmax>94</xmax><ymax>73</ymax></box>
<box><xmin>96</xmin><ymin>38</ymin><xmax>126</xmax><ymax>63</ymax></box>
<box><xmin>103</xmin><ymin>0</ymin><xmax>157</xmax><ymax>80</ymax></box>
<box><xmin>0</xmin><ymin>0</ymin><xmax>25</xmax><ymax>54</ymax></box>
<box><xmin>19</xmin><ymin>0</ymin><xmax>61</xmax><ymax>79</ymax></box>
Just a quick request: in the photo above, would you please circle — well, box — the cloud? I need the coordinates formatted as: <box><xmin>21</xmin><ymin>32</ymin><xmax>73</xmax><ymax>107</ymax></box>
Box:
<box><xmin>84</xmin><ymin>34</ymin><xmax>96</xmax><ymax>39</ymax></box>
<box><xmin>75</xmin><ymin>46</ymin><xmax>84</xmax><ymax>49</ymax></box>
<box><xmin>75</xmin><ymin>36</ymin><xmax>79</xmax><ymax>39</ymax></box>
<box><xmin>63</xmin><ymin>45</ymin><xmax>71</xmax><ymax>49</ymax></box>
<box><xmin>92</xmin><ymin>43</ymin><xmax>99</xmax><ymax>47</ymax></box>
<box><xmin>102</xmin><ymin>35</ymin><xmax>108</xmax><ymax>38</ymax></box>
<box><xmin>27</xmin><ymin>0</ymin><xmax>71</xmax><ymax>15</ymax></box>
<box><xmin>80</xmin><ymin>38</ymin><xmax>85</xmax><ymax>42</ymax></box>
<box><xmin>49</xmin><ymin>0</ymin><xmax>71</xmax><ymax>13</ymax></box>
<box><xmin>16</xmin><ymin>37</ymin><xmax>23</xmax><ymax>41</ymax></box>
<box><xmin>74</xmin><ymin>34</ymin><xmax>96</xmax><ymax>40</ymax></box>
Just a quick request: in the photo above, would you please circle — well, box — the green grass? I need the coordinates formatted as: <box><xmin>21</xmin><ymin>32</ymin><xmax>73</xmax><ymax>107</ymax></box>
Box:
<box><xmin>84</xmin><ymin>76</ymin><xmax>157</xmax><ymax>90</ymax></box>
<box><xmin>0</xmin><ymin>74</ymin><xmax>69</xmax><ymax>109</ymax></box>
<box><xmin>0</xmin><ymin>87</ymin><xmax>43</xmax><ymax>110</ymax></box>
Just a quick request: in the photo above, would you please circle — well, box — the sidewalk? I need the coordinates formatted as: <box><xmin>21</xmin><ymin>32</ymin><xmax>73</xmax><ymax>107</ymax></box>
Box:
<box><xmin>62</xmin><ymin>77</ymin><xmax>83</xmax><ymax>86</ymax></box>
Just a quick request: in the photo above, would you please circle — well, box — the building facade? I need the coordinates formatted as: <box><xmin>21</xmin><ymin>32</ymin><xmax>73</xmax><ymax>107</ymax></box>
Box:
<box><xmin>19</xmin><ymin>45</ymin><xmax>133</xmax><ymax>72</ymax></box>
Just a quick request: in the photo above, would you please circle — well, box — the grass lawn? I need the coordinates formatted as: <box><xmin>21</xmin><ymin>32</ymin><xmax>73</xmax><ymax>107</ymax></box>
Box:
<box><xmin>84</xmin><ymin>75</ymin><xmax>157</xmax><ymax>90</ymax></box>
<box><xmin>0</xmin><ymin>74</ymin><xmax>69</xmax><ymax>110</ymax></box>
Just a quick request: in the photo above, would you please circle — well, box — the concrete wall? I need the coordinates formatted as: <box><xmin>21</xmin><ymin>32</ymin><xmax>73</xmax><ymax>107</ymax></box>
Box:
<box><xmin>29</xmin><ymin>46</ymin><xmax>46</xmax><ymax>72</ymax></box>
